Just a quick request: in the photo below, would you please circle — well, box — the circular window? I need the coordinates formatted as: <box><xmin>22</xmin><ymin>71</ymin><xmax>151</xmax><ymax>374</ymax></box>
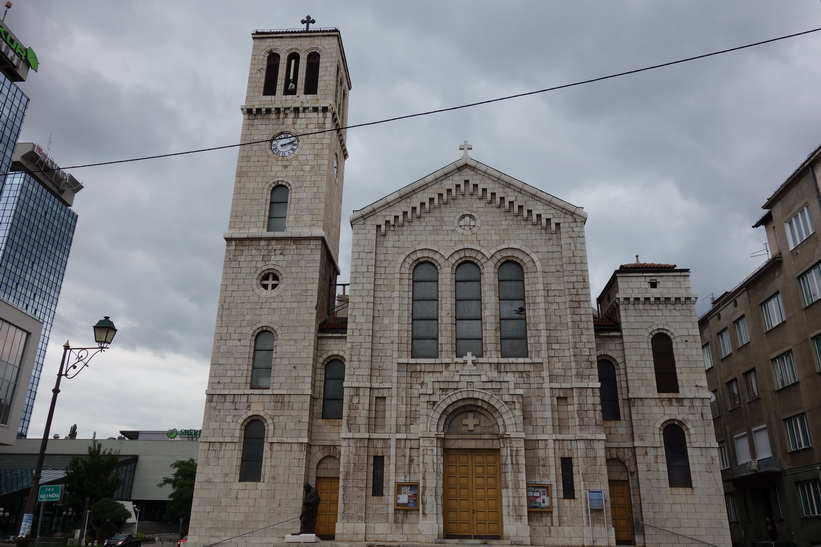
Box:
<box><xmin>259</xmin><ymin>271</ymin><xmax>280</xmax><ymax>291</ymax></box>
<box><xmin>455</xmin><ymin>212</ymin><xmax>480</xmax><ymax>235</ymax></box>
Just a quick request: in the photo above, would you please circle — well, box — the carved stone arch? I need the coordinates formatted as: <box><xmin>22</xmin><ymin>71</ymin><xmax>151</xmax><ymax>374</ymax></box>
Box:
<box><xmin>605</xmin><ymin>449</ymin><xmax>637</xmax><ymax>476</ymax></box>
<box><xmin>399</xmin><ymin>248</ymin><xmax>448</xmax><ymax>275</ymax></box>
<box><xmin>426</xmin><ymin>388</ymin><xmax>519</xmax><ymax>437</ymax></box>
<box><xmin>235</xmin><ymin>413</ymin><xmax>273</xmax><ymax>442</ymax></box>
<box><xmin>653</xmin><ymin>417</ymin><xmax>694</xmax><ymax>445</ymax></box>
<box><xmin>309</xmin><ymin>445</ymin><xmax>341</xmax><ymax>472</ymax></box>
<box><xmin>316</xmin><ymin>455</ymin><xmax>341</xmax><ymax>478</ymax></box>
<box><xmin>447</xmin><ymin>246</ymin><xmax>491</xmax><ymax>272</ymax></box>
<box><xmin>606</xmin><ymin>458</ymin><xmax>630</xmax><ymax>481</ymax></box>
<box><xmin>266</xmin><ymin>179</ymin><xmax>293</xmax><ymax>193</ymax></box>
<box><xmin>487</xmin><ymin>246</ymin><xmax>542</xmax><ymax>275</ymax></box>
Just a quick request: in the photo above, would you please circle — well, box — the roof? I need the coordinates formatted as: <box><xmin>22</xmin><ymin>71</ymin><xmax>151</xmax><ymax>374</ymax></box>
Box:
<box><xmin>618</xmin><ymin>262</ymin><xmax>677</xmax><ymax>270</ymax></box>
<box><xmin>350</xmin><ymin>155</ymin><xmax>586</xmax><ymax>226</ymax></box>
<box><xmin>758</xmin><ymin>141</ymin><xmax>821</xmax><ymax>213</ymax></box>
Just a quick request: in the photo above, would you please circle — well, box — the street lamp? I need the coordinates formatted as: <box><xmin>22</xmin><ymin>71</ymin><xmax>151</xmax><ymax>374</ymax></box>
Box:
<box><xmin>18</xmin><ymin>317</ymin><xmax>118</xmax><ymax>542</ymax></box>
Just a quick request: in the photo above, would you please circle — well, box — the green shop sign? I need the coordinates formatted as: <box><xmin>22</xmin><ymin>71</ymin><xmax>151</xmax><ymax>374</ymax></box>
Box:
<box><xmin>0</xmin><ymin>23</ymin><xmax>38</xmax><ymax>71</ymax></box>
<box><xmin>167</xmin><ymin>428</ymin><xmax>202</xmax><ymax>440</ymax></box>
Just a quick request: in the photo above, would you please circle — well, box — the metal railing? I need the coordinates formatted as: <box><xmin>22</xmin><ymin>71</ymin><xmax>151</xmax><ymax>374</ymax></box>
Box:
<box><xmin>636</xmin><ymin>520</ymin><xmax>720</xmax><ymax>546</ymax></box>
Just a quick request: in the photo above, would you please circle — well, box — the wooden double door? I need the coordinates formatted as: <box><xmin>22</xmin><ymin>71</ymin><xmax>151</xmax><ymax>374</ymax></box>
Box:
<box><xmin>443</xmin><ymin>449</ymin><xmax>502</xmax><ymax>539</ymax></box>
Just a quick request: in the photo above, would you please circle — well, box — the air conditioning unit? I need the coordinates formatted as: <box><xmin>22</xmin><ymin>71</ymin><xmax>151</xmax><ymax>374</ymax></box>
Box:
<box><xmin>746</xmin><ymin>460</ymin><xmax>759</xmax><ymax>472</ymax></box>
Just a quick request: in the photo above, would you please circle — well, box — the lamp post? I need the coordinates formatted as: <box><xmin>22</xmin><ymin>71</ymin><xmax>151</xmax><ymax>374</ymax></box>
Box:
<box><xmin>18</xmin><ymin>317</ymin><xmax>118</xmax><ymax>544</ymax></box>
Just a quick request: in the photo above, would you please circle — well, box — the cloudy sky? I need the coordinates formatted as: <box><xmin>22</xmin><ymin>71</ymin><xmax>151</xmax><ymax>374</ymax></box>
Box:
<box><xmin>10</xmin><ymin>1</ymin><xmax>821</xmax><ymax>440</ymax></box>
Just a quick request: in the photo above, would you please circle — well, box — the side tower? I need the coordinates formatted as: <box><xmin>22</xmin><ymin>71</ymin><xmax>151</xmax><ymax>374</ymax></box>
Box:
<box><xmin>596</xmin><ymin>264</ymin><xmax>731</xmax><ymax>546</ymax></box>
<box><xmin>190</xmin><ymin>24</ymin><xmax>351</xmax><ymax>544</ymax></box>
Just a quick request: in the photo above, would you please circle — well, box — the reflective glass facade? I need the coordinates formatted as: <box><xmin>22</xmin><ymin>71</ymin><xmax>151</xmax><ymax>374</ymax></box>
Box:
<box><xmin>0</xmin><ymin>72</ymin><xmax>28</xmax><ymax>190</ymax></box>
<box><xmin>0</xmin><ymin>172</ymin><xmax>78</xmax><ymax>436</ymax></box>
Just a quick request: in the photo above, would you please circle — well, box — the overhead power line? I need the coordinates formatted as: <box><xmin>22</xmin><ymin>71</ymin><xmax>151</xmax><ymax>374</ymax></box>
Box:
<box><xmin>15</xmin><ymin>25</ymin><xmax>821</xmax><ymax>174</ymax></box>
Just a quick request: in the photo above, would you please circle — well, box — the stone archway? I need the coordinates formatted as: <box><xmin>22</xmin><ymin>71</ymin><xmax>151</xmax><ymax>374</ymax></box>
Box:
<box><xmin>442</xmin><ymin>406</ymin><xmax>503</xmax><ymax>539</ymax></box>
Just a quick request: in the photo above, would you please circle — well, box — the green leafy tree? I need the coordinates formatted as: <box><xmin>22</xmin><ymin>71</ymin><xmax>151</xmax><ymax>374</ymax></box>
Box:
<box><xmin>88</xmin><ymin>498</ymin><xmax>130</xmax><ymax>541</ymax></box>
<box><xmin>157</xmin><ymin>458</ymin><xmax>197</xmax><ymax>524</ymax></box>
<box><xmin>63</xmin><ymin>440</ymin><xmax>121</xmax><ymax>516</ymax></box>
<box><xmin>67</xmin><ymin>424</ymin><xmax>78</xmax><ymax>439</ymax></box>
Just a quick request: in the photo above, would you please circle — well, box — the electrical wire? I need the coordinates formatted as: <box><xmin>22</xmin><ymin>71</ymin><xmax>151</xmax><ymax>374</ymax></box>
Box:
<box><xmin>11</xmin><ymin>25</ymin><xmax>821</xmax><ymax>175</ymax></box>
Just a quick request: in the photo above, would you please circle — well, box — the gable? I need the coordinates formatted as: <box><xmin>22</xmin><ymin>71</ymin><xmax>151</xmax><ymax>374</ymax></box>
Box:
<box><xmin>350</xmin><ymin>157</ymin><xmax>586</xmax><ymax>235</ymax></box>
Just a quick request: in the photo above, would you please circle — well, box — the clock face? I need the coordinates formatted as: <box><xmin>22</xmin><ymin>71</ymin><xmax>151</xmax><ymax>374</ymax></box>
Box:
<box><xmin>271</xmin><ymin>132</ymin><xmax>299</xmax><ymax>157</ymax></box>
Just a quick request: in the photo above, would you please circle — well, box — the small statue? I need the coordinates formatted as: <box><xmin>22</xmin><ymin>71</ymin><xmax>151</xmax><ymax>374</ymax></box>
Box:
<box><xmin>298</xmin><ymin>483</ymin><xmax>321</xmax><ymax>535</ymax></box>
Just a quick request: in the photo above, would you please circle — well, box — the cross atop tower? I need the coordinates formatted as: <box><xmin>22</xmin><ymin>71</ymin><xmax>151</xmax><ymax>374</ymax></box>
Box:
<box><xmin>301</xmin><ymin>15</ymin><xmax>316</xmax><ymax>31</ymax></box>
<box><xmin>459</xmin><ymin>140</ymin><xmax>473</xmax><ymax>158</ymax></box>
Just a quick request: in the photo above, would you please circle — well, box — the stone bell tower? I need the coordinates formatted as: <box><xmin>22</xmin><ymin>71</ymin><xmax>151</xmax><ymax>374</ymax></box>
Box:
<box><xmin>190</xmin><ymin>19</ymin><xmax>351</xmax><ymax>543</ymax></box>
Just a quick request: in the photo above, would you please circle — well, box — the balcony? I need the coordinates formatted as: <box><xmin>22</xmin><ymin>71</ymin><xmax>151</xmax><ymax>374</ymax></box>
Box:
<box><xmin>732</xmin><ymin>457</ymin><xmax>782</xmax><ymax>479</ymax></box>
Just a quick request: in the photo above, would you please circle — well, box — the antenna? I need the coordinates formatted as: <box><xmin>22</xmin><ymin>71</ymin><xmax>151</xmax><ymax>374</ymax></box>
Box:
<box><xmin>750</xmin><ymin>242</ymin><xmax>769</xmax><ymax>259</ymax></box>
<box><xmin>46</xmin><ymin>133</ymin><xmax>53</xmax><ymax>155</ymax></box>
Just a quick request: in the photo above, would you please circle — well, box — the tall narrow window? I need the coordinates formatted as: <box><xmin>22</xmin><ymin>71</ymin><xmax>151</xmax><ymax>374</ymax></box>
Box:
<box><xmin>322</xmin><ymin>359</ymin><xmax>345</xmax><ymax>419</ymax></box>
<box><xmin>455</xmin><ymin>261</ymin><xmax>482</xmax><ymax>357</ymax></box>
<box><xmin>761</xmin><ymin>292</ymin><xmax>785</xmax><ymax>331</ymax></box>
<box><xmin>239</xmin><ymin>419</ymin><xmax>265</xmax><ymax>482</ymax></box>
<box><xmin>304</xmin><ymin>52</ymin><xmax>320</xmax><ymax>95</ymax></box>
<box><xmin>372</xmin><ymin>456</ymin><xmax>385</xmax><ymax>496</ymax></box>
<box><xmin>597</xmin><ymin>359</ymin><xmax>620</xmax><ymax>420</ymax></box>
<box><xmin>284</xmin><ymin>52</ymin><xmax>299</xmax><ymax>95</ymax></box>
<box><xmin>772</xmin><ymin>350</ymin><xmax>798</xmax><ymax>389</ymax></box>
<box><xmin>785</xmin><ymin>205</ymin><xmax>815</xmax><ymax>249</ymax></box>
<box><xmin>267</xmin><ymin>185</ymin><xmax>289</xmax><ymax>232</ymax></box>
<box><xmin>797</xmin><ymin>479</ymin><xmax>821</xmax><ymax>517</ymax></box>
<box><xmin>251</xmin><ymin>331</ymin><xmax>274</xmax><ymax>389</ymax></box>
<box><xmin>799</xmin><ymin>262</ymin><xmax>821</xmax><ymax>307</ymax></box>
<box><xmin>752</xmin><ymin>425</ymin><xmax>772</xmax><ymax>459</ymax></box>
<box><xmin>718</xmin><ymin>443</ymin><xmax>729</xmax><ymax>469</ymax></box>
<box><xmin>743</xmin><ymin>368</ymin><xmax>759</xmax><ymax>400</ymax></box>
<box><xmin>784</xmin><ymin>413</ymin><xmax>812</xmax><ymax>451</ymax></box>
<box><xmin>498</xmin><ymin>261</ymin><xmax>528</xmax><ymax>357</ymax></box>
<box><xmin>560</xmin><ymin>457</ymin><xmax>575</xmax><ymax>499</ymax></box>
<box><xmin>734</xmin><ymin>315</ymin><xmax>750</xmax><ymax>346</ymax></box>
<box><xmin>663</xmin><ymin>424</ymin><xmax>692</xmax><ymax>487</ymax></box>
<box><xmin>262</xmin><ymin>53</ymin><xmax>280</xmax><ymax>96</ymax></box>
<box><xmin>717</xmin><ymin>329</ymin><xmax>732</xmax><ymax>358</ymax></box>
<box><xmin>813</xmin><ymin>334</ymin><xmax>821</xmax><ymax>372</ymax></box>
<box><xmin>734</xmin><ymin>433</ymin><xmax>751</xmax><ymax>464</ymax></box>
<box><xmin>652</xmin><ymin>333</ymin><xmax>679</xmax><ymax>393</ymax></box>
<box><xmin>702</xmin><ymin>343</ymin><xmax>713</xmax><ymax>369</ymax></box>
<box><xmin>412</xmin><ymin>262</ymin><xmax>438</xmax><ymax>358</ymax></box>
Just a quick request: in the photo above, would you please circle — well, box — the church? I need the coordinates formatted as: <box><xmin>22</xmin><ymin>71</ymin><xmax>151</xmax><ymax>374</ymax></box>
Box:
<box><xmin>188</xmin><ymin>24</ymin><xmax>730</xmax><ymax>547</ymax></box>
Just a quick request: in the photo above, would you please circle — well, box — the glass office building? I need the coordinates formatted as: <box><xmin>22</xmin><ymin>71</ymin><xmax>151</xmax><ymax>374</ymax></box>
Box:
<box><xmin>0</xmin><ymin>159</ymin><xmax>79</xmax><ymax>437</ymax></box>
<box><xmin>0</xmin><ymin>72</ymin><xmax>29</xmax><ymax>190</ymax></box>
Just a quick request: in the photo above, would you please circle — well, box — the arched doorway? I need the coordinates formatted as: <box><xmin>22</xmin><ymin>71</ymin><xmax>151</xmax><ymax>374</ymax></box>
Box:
<box><xmin>442</xmin><ymin>407</ymin><xmax>502</xmax><ymax>539</ymax></box>
<box><xmin>315</xmin><ymin>456</ymin><xmax>340</xmax><ymax>539</ymax></box>
<box><xmin>607</xmin><ymin>459</ymin><xmax>635</xmax><ymax>545</ymax></box>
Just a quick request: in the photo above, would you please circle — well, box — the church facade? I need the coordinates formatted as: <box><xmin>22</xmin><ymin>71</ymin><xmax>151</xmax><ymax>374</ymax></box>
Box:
<box><xmin>189</xmin><ymin>25</ymin><xmax>730</xmax><ymax>547</ymax></box>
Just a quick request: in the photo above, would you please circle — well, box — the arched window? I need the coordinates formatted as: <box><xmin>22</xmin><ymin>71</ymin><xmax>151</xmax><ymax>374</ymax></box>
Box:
<box><xmin>251</xmin><ymin>331</ymin><xmax>274</xmax><ymax>389</ymax></box>
<box><xmin>663</xmin><ymin>424</ymin><xmax>692</xmax><ymax>487</ymax></box>
<box><xmin>322</xmin><ymin>359</ymin><xmax>345</xmax><ymax>419</ymax></box>
<box><xmin>597</xmin><ymin>359</ymin><xmax>620</xmax><ymax>420</ymax></box>
<box><xmin>262</xmin><ymin>52</ymin><xmax>280</xmax><ymax>96</ymax></box>
<box><xmin>239</xmin><ymin>419</ymin><xmax>265</xmax><ymax>482</ymax></box>
<box><xmin>456</xmin><ymin>261</ymin><xmax>482</xmax><ymax>357</ymax></box>
<box><xmin>498</xmin><ymin>261</ymin><xmax>527</xmax><ymax>357</ymax></box>
<box><xmin>304</xmin><ymin>52</ymin><xmax>320</xmax><ymax>95</ymax></box>
<box><xmin>412</xmin><ymin>261</ymin><xmax>438</xmax><ymax>358</ymax></box>
<box><xmin>652</xmin><ymin>333</ymin><xmax>679</xmax><ymax>393</ymax></box>
<box><xmin>267</xmin><ymin>185</ymin><xmax>289</xmax><ymax>232</ymax></box>
<box><xmin>284</xmin><ymin>52</ymin><xmax>299</xmax><ymax>95</ymax></box>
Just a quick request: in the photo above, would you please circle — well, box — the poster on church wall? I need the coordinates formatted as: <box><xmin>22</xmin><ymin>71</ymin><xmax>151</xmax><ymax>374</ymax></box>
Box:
<box><xmin>394</xmin><ymin>482</ymin><xmax>419</xmax><ymax>510</ymax></box>
<box><xmin>527</xmin><ymin>484</ymin><xmax>552</xmax><ymax>511</ymax></box>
